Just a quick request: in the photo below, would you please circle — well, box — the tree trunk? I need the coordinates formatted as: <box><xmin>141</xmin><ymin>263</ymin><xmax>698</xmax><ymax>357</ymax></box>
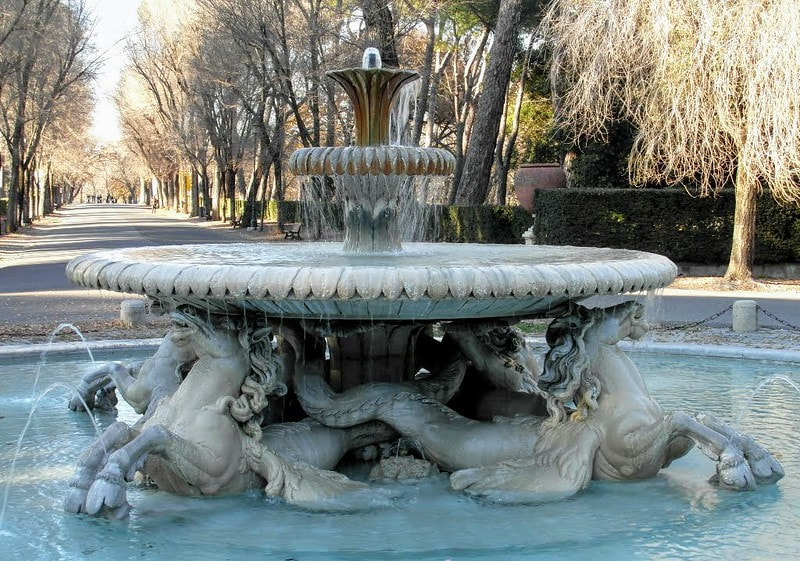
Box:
<box><xmin>227</xmin><ymin>164</ymin><xmax>236</xmax><ymax>223</ymax></box>
<box><xmin>202</xmin><ymin>168</ymin><xmax>210</xmax><ymax>216</ymax></box>
<box><xmin>362</xmin><ymin>0</ymin><xmax>398</xmax><ymax>67</ymax></box>
<box><xmin>412</xmin><ymin>12</ymin><xmax>436</xmax><ymax>146</ymax></box>
<box><xmin>22</xmin><ymin>165</ymin><xmax>32</xmax><ymax>224</ymax></box>
<box><xmin>43</xmin><ymin>163</ymin><xmax>53</xmax><ymax>214</ymax></box>
<box><xmin>172</xmin><ymin>173</ymin><xmax>179</xmax><ymax>211</ymax></box>
<box><xmin>724</xmin><ymin>171</ymin><xmax>757</xmax><ymax>282</ymax></box>
<box><xmin>495</xmin><ymin>35</ymin><xmax>535</xmax><ymax>206</ymax></box>
<box><xmin>455</xmin><ymin>0</ymin><xmax>524</xmax><ymax>205</ymax></box>
<box><xmin>191</xmin><ymin>169</ymin><xmax>199</xmax><ymax>216</ymax></box>
<box><xmin>492</xmin><ymin>87</ymin><xmax>512</xmax><ymax>204</ymax></box>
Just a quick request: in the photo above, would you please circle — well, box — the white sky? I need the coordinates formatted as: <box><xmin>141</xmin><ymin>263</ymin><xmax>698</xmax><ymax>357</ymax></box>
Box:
<box><xmin>87</xmin><ymin>0</ymin><xmax>143</xmax><ymax>144</ymax></box>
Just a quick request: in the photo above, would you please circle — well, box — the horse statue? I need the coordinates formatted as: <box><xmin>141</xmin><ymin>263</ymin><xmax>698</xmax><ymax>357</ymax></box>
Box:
<box><xmin>68</xmin><ymin>322</ymin><xmax>197</xmax><ymax>417</ymax></box>
<box><xmin>288</xmin><ymin>301</ymin><xmax>783</xmax><ymax>501</ymax></box>
<box><xmin>65</xmin><ymin>307</ymin><xmax>367</xmax><ymax>518</ymax></box>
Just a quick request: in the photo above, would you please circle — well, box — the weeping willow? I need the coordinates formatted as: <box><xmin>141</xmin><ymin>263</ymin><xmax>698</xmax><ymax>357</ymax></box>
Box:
<box><xmin>541</xmin><ymin>0</ymin><xmax>800</xmax><ymax>280</ymax></box>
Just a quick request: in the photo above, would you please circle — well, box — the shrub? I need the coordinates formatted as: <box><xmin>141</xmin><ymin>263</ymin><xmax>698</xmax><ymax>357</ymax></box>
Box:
<box><xmin>534</xmin><ymin>189</ymin><xmax>800</xmax><ymax>263</ymax></box>
<box><xmin>426</xmin><ymin>205</ymin><xmax>532</xmax><ymax>244</ymax></box>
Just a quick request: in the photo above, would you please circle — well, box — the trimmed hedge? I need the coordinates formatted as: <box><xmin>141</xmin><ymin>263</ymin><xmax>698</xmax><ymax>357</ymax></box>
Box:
<box><xmin>534</xmin><ymin>188</ymin><xmax>800</xmax><ymax>264</ymax></box>
<box><xmin>426</xmin><ymin>205</ymin><xmax>532</xmax><ymax>244</ymax></box>
<box><xmin>260</xmin><ymin>200</ymin><xmax>532</xmax><ymax>244</ymax></box>
<box><xmin>273</xmin><ymin>200</ymin><xmax>303</xmax><ymax>225</ymax></box>
<box><xmin>225</xmin><ymin>199</ymin><xmax>304</xmax><ymax>226</ymax></box>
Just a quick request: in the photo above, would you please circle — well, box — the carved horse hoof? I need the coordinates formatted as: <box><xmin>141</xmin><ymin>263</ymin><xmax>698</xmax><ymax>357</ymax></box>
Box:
<box><xmin>64</xmin><ymin>465</ymin><xmax>100</xmax><ymax>514</ymax></box>
<box><xmin>64</xmin><ymin>479</ymin><xmax>90</xmax><ymax>514</ymax></box>
<box><xmin>68</xmin><ymin>385</ymin><xmax>94</xmax><ymax>412</ymax></box>
<box><xmin>93</xmin><ymin>385</ymin><xmax>119</xmax><ymax>411</ymax></box>
<box><xmin>85</xmin><ymin>465</ymin><xmax>132</xmax><ymax>518</ymax></box>
<box><xmin>711</xmin><ymin>447</ymin><xmax>756</xmax><ymax>490</ymax></box>
<box><xmin>746</xmin><ymin>447</ymin><xmax>784</xmax><ymax>485</ymax></box>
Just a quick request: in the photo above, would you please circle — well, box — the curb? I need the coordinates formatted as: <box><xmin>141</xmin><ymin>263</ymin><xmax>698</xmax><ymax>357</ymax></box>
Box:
<box><xmin>525</xmin><ymin>336</ymin><xmax>800</xmax><ymax>364</ymax></box>
<box><xmin>2</xmin><ymin>337</ymin><xmax>798</xmax><ymax>364</ymax></box>
<box><xmin>0</xmin><ymin>338</ymin><xmax>162</xmax><ymax>359</ymax></box>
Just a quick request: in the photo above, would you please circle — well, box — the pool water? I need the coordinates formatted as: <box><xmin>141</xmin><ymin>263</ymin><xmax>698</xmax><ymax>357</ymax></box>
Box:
<box><xmin>1</xmin><ymin>351</ymin><xmax>798</xmax><ymax>561</ymax></box>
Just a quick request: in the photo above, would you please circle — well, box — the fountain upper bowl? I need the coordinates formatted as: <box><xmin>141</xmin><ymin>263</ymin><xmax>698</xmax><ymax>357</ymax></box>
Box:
<box><xmin>66</xmin><ymin>242</ymin><xmax>677</xmax><ymax>321</ymax></box>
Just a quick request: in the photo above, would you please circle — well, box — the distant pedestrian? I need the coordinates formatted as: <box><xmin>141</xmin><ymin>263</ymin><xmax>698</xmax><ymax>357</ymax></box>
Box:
<box><xmin>151</xmin><ymin>199</ymin><xmax>158</xmax><ymax>214</ymax></box>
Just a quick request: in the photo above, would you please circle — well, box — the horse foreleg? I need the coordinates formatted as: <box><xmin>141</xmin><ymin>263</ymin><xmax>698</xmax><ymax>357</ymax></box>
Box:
<box><xmin>105</xmin><ymin>360</ymin><xmax>157</xmax><ymax>415</ymax></box>
<box><xmin>84</xmin><ymin>425</ymin><xmax>174</xmax><ymax>517</ymax></box>
<box><xmin>85</xmin><ymin>424</ymin><xmax>241</xmax><ymax>517</ymax></box>
<box><xmin>65</xmin><ymin>422</ymin><xmax>136</xmax><ymax>515</ymax></box>
<box><xmin>693</xmin><ymin>412</ymin><xmax>783</xmax><ymax>484</ymax></box>
<box><xmin>68</xmin><ymin>362</ymin><xmax>120</xmax><ymax>411</ymax></box>
<box><xmin>667</xmin><ymin>411</ymin><xmax>756</xmax><ymax>490</ymax></box>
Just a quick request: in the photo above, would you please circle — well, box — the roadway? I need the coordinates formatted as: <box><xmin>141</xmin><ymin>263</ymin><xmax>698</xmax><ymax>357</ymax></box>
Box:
<box><xmin>0</xmin><ymin>204</ymin><xmax>244</xmax><ymax>325</ymax></box>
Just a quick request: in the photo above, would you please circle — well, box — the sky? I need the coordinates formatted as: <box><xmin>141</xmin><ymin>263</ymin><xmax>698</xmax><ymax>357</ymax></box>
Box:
<box><xmin>86</xmin><ymin>0</ymin><xmax>143</xmax><ymax>144</ymax></box>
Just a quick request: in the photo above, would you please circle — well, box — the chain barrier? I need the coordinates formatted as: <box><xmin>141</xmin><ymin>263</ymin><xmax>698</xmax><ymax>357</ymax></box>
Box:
<box><xmin>663</xmin><ymin>304</ymin><xmax>734</xmax><ymax>331</ymax></box>
<box><xmin>662</xmin><ymin>302</ymin><xmax>800</xmax><ymax>331</ymax></box>
<box><xmin>756</xmin><ymin>304</ymin><xmax>800</xmax><ymax>331</ymax></box>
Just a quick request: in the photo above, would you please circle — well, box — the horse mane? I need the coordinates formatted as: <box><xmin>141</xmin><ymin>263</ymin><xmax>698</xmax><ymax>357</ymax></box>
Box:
<box><xmin>539</xmin><ymin>306</ymin><xmax>602</xmax><ymax>423</ymax></box>
<box><xmin>228</xmin><ymin>323</ymin><xmax>287</xmax><ymax>439</ymax></box>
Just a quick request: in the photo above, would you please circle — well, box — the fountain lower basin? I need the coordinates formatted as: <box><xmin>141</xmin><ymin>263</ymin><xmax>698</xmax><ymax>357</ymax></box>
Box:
<box><xmin>1</xmin><ymin>349</ymin><xmax>797</xmax><ymax>559</ymax></box>
<box><xmin>66</xmin><ymin>242</ymin><xmax>676</xmax><ymax>320</ymax></box>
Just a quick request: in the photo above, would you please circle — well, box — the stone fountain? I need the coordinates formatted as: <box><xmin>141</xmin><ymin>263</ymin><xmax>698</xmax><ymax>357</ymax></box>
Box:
<box><xmin>63</xmin><ymin>49</ymin><xmax>782</xmax><ymax>518</ymax></box>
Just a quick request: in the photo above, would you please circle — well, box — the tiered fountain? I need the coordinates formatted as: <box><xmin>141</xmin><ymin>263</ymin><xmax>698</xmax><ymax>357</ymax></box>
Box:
<box><xmin>62</xmin><ymin>49</ymin><xmax>781</xmax><ymax>518</ymax></box>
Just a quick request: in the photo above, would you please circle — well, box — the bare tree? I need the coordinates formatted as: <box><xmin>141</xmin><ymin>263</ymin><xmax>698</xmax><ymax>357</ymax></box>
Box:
<box><xmin>0</xmin><ymin>0</ymin><xmax>96</xmax><ymax>231</ymax></box>
<box><xmin>442</xmin><ymin>19</ymin><xmax>490</xmax><ymax>201</ymax></box>
<box><xmin>542</xmin><ymin>0</ymin><xmax>800</xmax><ymax>282</ymax></box>
<box><xmin>116</xmin><ymin>67</ymin><xmax>180</xmax><ymax>206</ymax></box>
<box><xmin>491</xmin><ymin>33</ymin><xmax>535</xmax><ymax>205</ymax></box>
<box><xmin>126</xmin><ymin>0</ymin><xmax>211</xmax><ymax>215</ymax></box>
<box><xmin>37</xmin><ymin>74</ymin><xmax>94</xmax><ymax>210</ymax></box>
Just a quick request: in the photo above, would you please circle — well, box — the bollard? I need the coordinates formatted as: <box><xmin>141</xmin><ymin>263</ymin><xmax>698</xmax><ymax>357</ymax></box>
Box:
<box><xmin>120</xmin><ymin>299</ymin><xmax>147</xmax><ymax>327</ymax></box>
<box><xmin>732</xmin><ymin>300</ymin><xmax>758</xmax><ymax>332</ymax></box>
<box><xmin>522</xmin><ymin>226</ymin><xmax>536</xmax><ymax>245</ymax></box>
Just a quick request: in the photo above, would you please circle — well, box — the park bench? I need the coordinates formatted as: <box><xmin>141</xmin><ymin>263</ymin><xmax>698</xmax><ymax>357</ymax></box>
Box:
<box><xmin>281</xmin><ymin>222</ymin><xmax>302</xmax><ymax>240</ymax></box>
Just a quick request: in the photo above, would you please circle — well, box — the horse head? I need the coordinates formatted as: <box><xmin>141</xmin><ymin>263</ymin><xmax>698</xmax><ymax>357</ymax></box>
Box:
<box><xmin>583</xmin><ymin>301</ymin><xmax>648</xmax><ymax>346</ymax></box>
<box><xmin>539</xmin><ymin>301</ymin><xmax>647</xmax><ymax>422</ymax></box>
<box><xmin>169</xmin><ymin>306</ymin><xmax>245</xmax><ymax>360</ymax></box>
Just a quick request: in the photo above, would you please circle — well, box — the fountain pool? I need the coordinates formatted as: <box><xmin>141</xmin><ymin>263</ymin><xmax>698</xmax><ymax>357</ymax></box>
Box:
<box><xmin>2</xmin><ymin>349</ymin><xmax>797</xmax><ymax>561</ymax></box>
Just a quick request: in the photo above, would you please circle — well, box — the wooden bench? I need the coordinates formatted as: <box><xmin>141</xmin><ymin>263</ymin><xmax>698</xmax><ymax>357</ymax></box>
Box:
<box><xmin>281</xmin><ymin>222</ymin><xmax>302</xmax><ymax>240</ymax></box>
<box><xmin>230</xmin><ymin>218</ymin><xmax>241</xmax><ymax>228</ymax></box>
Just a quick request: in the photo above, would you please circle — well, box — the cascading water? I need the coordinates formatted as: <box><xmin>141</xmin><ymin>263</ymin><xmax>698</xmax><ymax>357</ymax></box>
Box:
<box><xmin>289</xmin><ymin>48</ymin><xmax>455</xmax><ymax>252</ymax></box>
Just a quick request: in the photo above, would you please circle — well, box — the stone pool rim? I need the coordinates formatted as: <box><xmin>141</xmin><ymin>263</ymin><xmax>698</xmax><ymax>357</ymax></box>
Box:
<box><xmin>1</xmin><ymin>338</ymin><xmax>799</xmax><ymax>364</ymax></box>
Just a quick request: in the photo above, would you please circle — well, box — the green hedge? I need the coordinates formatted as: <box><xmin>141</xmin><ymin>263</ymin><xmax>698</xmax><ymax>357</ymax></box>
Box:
<box><xmin>258</xmin><ymin>200</ymin><xmax>531</xmax><ymax>243</ymax></box>
<box><xmin>427</xmin><ymin>205</ymin><xmax>532</xmax><ymax>244</ymax></box>
<box><xmin>273</xmin><ymin>200</ymin><xmax>303</xmax><ymax>225</ymax></box>
<box><xmin>225</xmin><ymin>199</ymin><xmax>304</xmax><ymax>226</ymax></box>
<box><xmin>534</xmin><ymin>189</ymin><xmax>800</xmax><ymax>264</ymax></box>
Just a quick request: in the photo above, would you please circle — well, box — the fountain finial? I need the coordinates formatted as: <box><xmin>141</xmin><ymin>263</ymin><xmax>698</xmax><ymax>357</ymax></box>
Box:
<box><xmin>326</xmin><ymin>49</ymin><xmax>419</xmax><ymax>147</ymax></box>
<box><xmin>362</xmin><ymin>47</ymin><xmax>382</xmax><ymax>69</ymax></box>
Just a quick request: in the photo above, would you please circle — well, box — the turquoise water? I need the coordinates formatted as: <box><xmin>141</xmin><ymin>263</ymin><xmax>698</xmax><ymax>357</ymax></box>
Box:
<box><xmin>1</xmin><ymin>351</ymin><xmax>798</xmax><ymax>561</ymax></box>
